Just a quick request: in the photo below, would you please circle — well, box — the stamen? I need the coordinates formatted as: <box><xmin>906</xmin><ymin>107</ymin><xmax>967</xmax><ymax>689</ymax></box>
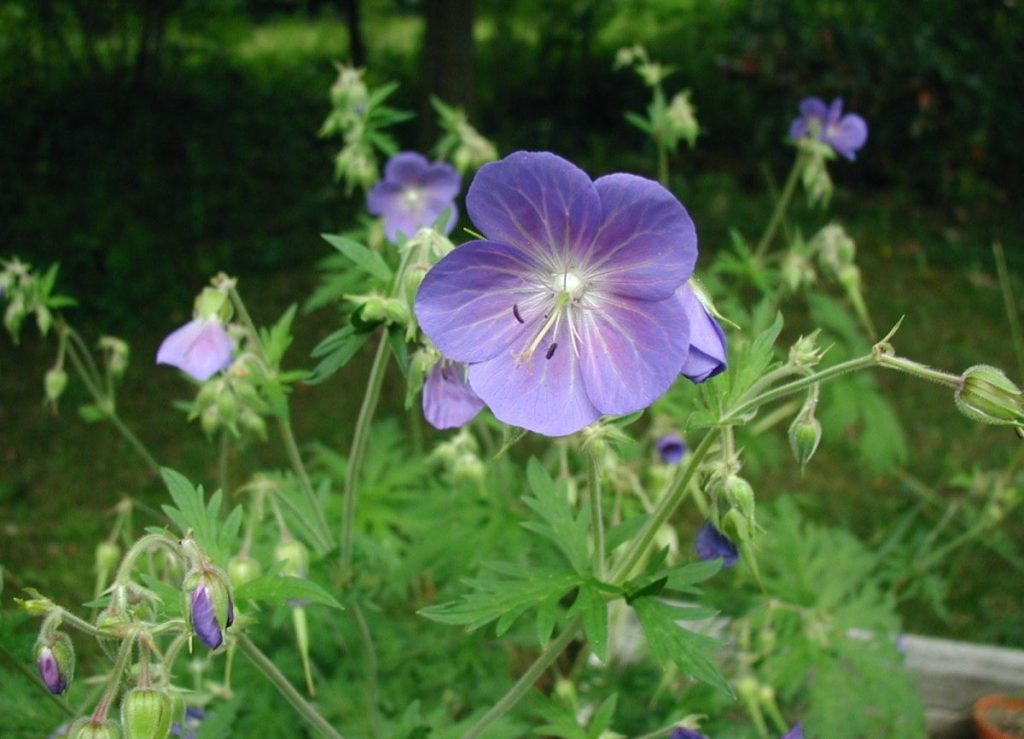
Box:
<box><xmin>512</xmin><ymin>304</ymin><xmax>524</xmax><ymax>324</ymax></box>
<box><xmin>546</xmin><ymin>343</ymin><xmax>558</xmax><ymax>360</ymax></box>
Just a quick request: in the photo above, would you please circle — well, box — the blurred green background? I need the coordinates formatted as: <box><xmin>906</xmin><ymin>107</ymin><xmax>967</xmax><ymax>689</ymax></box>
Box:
<box><xmin>1</xmin><ymin>0</ymin><xmax>1022</xmax><ymax>646</ymax></box>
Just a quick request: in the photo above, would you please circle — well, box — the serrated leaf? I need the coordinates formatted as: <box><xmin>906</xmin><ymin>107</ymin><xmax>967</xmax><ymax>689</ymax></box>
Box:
<box><xmin>571</xmin><ymin>582</ymin><xmax>608</xmax><ymax>662</ymax></box>
<box><xmin>663</xmin><ymin>559</ymin><xmax>723</xmax><ymax>592</ymax></box>
<box><xmin>321</xmin><ymin>233</ymin><xmax>393</xmax><ymax>282</ymax></box>
<box><xmin>523</xmin><ymin>458</ymin><xmax>591</xmax><ymax>573</ymax></box>
<box><xmin>159</xmin><ymin>467</ymin><xmax>239</xmax><ymax>564</ymax></box>
<box><xmin>234</xmin><ymin>574</ymin><xmax>343</xmax><ymax>610</ymax></box>
<box><xmin>306</xmin><ymin>327</ymin><xmax>371</xmax><ymax>384</ymax></box>
<box><xmin>632</xmin><ymin>596</ymin><xmax>731</xmax><ymax>695</ymax></box>
<box><xmin>259</xmin><ymin>304</ymin><xmax>297</xmax><ymax>367</ymax></box>
<box><xmin>387</xmin><ymin>323</ymin><xmax>409</xmax><ymax>376</ymax></box>
<box><xmin>587</xmin><ymin>693</ymin><xmax>618</xmax><ymax>738</ymax></box>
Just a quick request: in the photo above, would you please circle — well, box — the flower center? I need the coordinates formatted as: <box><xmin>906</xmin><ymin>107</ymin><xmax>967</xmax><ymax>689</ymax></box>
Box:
<box><xmin>552</xmin><ymin>270</ymin><xmax>586</xmax><ymax>300</ymax></box>
<box><xmin>402</xmin><ymin>187</ymin><xmax>424</xmax><ymax>210</ymax></box>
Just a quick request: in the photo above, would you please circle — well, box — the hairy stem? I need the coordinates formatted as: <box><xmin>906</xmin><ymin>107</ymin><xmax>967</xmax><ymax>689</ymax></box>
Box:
<box><xmin>587</xmin><ymin>451</ymin><xmax>605</xmax><ymax>579</ymax></box>
<box><xmin>753</xmin><ymin>153</ymin><xmax>803</xmax><ymax>260</ymax></box>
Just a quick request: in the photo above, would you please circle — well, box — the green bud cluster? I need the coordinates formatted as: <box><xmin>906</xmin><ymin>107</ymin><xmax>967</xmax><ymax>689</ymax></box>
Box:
<box><xmin>190</xmin><ymin>364</ymin><xmax>269</xmax><ymax>442</ymax></box>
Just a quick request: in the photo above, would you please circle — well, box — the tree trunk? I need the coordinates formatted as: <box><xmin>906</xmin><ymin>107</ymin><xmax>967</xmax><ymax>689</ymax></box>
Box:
<box><xmin>419</xmin><ymin>0</ymin><xmax>475</xmax><ymax>150</ymax></box>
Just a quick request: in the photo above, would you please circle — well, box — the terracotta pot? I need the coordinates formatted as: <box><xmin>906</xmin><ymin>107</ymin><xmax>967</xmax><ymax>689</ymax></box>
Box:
<box><xmin>974</xmin><ymin>694</ymin><xmax>1024</xmax><ymax>739</ymax></box>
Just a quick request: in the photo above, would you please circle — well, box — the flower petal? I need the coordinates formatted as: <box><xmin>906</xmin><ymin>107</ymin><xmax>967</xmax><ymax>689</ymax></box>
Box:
<box><xmin>583</xmin><ymin>174</ymin><xmax>696</xmax><ymax>300</ymax></box>
<box><xmin>383</xmin><ymin>151</ymin><xmax>431</xmax><ymax>182</ymax></box>
<box><xmin>156</xmin><ymin>319</ymin><xmax>234</xmax><ymax>382</ymax></box>
<box><xmin>415</xmin><ymin>240</ymin><xmax>546</xmax><ymax>364</ymax></box>
<box><xmin>576</xmin><ymin>292</ymin><xmax>690</xmax><ymax>416</ymax></box>
<box><xmin>468</xmin><ymin>318</ymin><xmax>600</xmax><ymax>436</ymax></box>
<box><xmin>676</xmin><ymin>284</ymin><xmax>728</xmax><ymax>382</ymax></box>
<box><xmin>799</xmin><ymin>97</ymin><xmax>828</xmax><ymax>121</ymax></box>
<box><xmin>422</xmin><ymin>362</ymin><xmax>485</xmax><ymax>430</ymax></box>
<box><xmin>829</xmin><ymin>114</ymin><xmax>868</xmax><ymax>161</ymax></box>
<box><xmin>190</xmin><ymin>585</ymin><xmax>223</xmax><ymax>649</ymax></box>
<box><xmin>694</xmin><ymin>522</ymin><xmax>738</xmax><ymax>567</ymax></box>
<box><xmin>466</xmin><ymin>151</ymin><xmax>602</xmax><ymax>269</ymax></box>
<box><xmin>827</xmin><ymin>97</ymin><xmax>845</xmax><ymax>125</ymax></box>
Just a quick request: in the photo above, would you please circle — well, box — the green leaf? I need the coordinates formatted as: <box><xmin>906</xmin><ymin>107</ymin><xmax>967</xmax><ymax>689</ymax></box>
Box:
<box><xmin>234</xmin><ymin>574</ymin><xmax>344</xmax><ymax>610</ymax></box>
<box><xmin>632</xmin><ymin>596</ymin><xmax>731</xmax><ymax>695</ymax></box>
<box><xmin>321</xmin><ymin>233</ymin><xmax>393</xmax><ymax>283</ymax></box>
<box><xmin>387</xmin><ymin>323</ymin><xmax>409</xmax><ymax>376</ymax></box>
<box><xmin>78</xmin><ymin>403</ymin><xmax>109</xmax><ymax>423</ymax></box>
<box><xmin>624</xmin><ymin>111</ymin><xmax>652</xmax><ymax>134</ymax></box>
<box><xmin>587</xmin><ymin>693</ymin><xmax>618</xmax><ymax>738</ymax></box>
<box><xmin>571</xmin><ymin>582</ymin><xmax>608</xmax><ymax>662</ymax></box>
<box><xmin>259</xmin><ymin>304</ymin><xmax>297</xmax><ymax>367</ymax></box>
<box><xmin>522</xmin><ymin>458</ymin><xmax>591</xmax><ymax>574</ymax></box>
<box><xmin>159</xmin><ymin>468</ymin><xmax>240</xmax><ymax>564</ymax></box>
<box><xmin>306</xmin><ymin>326</ymin><xmax>371</xmax><ymax>384</ymax></box>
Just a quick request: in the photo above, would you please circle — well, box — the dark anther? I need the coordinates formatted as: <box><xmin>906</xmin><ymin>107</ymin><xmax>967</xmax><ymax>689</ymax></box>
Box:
<box><xmin>546</xmin><ymin>343</ymin><xmax>558</xmax><ymax>360</ymax></box>
<box><xmin>512</xmin><ymin>304</ymin><xmax>524</xmax><ymax>323</ymax></box>
<box><xmin>440</xmin><ymin>365</ymin><xmax>450</xmax><ymax>381</ymax></box>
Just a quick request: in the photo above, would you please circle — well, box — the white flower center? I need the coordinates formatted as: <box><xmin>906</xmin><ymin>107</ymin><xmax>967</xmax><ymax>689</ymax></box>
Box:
<box><xmin>402</xmin><ymin>187</ymin><xmax>423</xmax><ymax>209</ymax></box>
<box><xmin>552</xmin><ymin>270</ymin><xmax>586</xmax><ymax>300</ymax></box>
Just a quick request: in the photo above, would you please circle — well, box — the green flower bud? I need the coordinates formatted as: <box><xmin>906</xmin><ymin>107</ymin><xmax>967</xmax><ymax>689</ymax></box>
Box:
<box><xmin>69</xmin><ymin>718</ymin><xmax>123</xmax><ymax>739</ymax></box>
<box><xmin>99</xmin><ymin>336</ymin><xmax>130</xmax><ymax>378</ymax></box>
<box><xmin>665</xmin><ymin>90</ymin><xmax>699</xmax><ymax>149</ymax></box>
<box><xmin>789</xmin><ymin>331</ymin><xmax>825</xmax><ymax>368</ymax></box>
<box><xmin>274</xmin><ymin>540</ymin><xmax>309</xmax><ymax>579</ymax></box>
<box><xmin>5</xmin><ymin>296</ymin><xmax>26</xmax><ymax>341</ymax></box>
<box><xmin>789</xmin><ymin>414</ymin><xmax>823</xmax><ymax>472</ymax></box>
<box><xmin>723</xmin><ymin>475</ymin><xmax>755</xmax><ymax>524</ymax></box>
<box><xmin>199</xmin><ymin>405</ymin><xmax>221</xmax><ymax>436</ymax></box>
<box><xmin>721</xmin><ymin>508</ymin><xmax>752</xmax><ymax>544</ymax></box>
<box><xmin>451</xmin><ymin>452</ymin><xmax>485</xmax><ymax>486</ymax></box>
<box><xmin>194</xmin><ymin>288</ymin><xmax>230</xmax><ymax>321</ymax></box>
<box><xmin>238</xmin><ymin>408</ymin><xmax>268</xmax><ymax>441</ymax></box>
<box><xmin>121</xmin><ymin>688</ymin><xmax>173</xmax><ymax>739</ymax></box>
<box><xmin>44</xmin><ymin>367</ymin><xmax>68</xmax><ymax>404</ymax></box>
<box><xmin>228</xmin><ymin>555</ymin><xmax>263</xmax><ymax>589</ymax></box>
<box><xmin>955</xmin><ymin>365</ymin><xmax>1024</xmax><ymax>427</ymax></box>
<box><xmin>95</xmin><ymin>541</ymin><xmax>121</xmax><ymax>576</ymax></box>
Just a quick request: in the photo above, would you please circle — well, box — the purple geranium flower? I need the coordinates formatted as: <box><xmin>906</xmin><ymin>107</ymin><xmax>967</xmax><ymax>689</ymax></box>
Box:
<box><xmin>781</xmin><ymin>722</ymin><xmax>803</xmax><ymax>739</ymax></box>
<box><xmin>415</xmin><ymin>151</ymin><xmax>700</xmax><ymax>437</ymax></box>
<box><xmin>657</xmin><ymin>433</ymin><xmax>686</xmax><ymax>464</ymax></box>
<box><xmin>423</xmin><ymin>360</ymin><xmax>485</xmax><ymax>430</ymax></box>
<box><xmin>695</xmin><ymin>522</ymin><xmax>739</xmax><ymax>567</ymax></box>
<box><xmin>156</xmin><ymin>318</ymin><xmax>234</xmax><ymax>381</ymax></box>
<box><xmin>367</xmin><ymin>152</ymin><xmax>461</xmax><ymax>242</ymax></box>
<box><xmin>789</xmin><ymin>97</ymin><xmax>868</xmax><ymax>161</ymax></box>
<box><xmin>669</xmin><ymin>728</ymin><xmax>708</xmax><ymax>739</ymax></box>
<box><xmin>189</xmin><ymin>579</ymin><xmax>234</xmax><ymax>650</ymax></box>
<box><xmin>676</xmin><ymin>284</ymin><xmax>727</xmax><ymax>382</ymax></box>
<box><xmin>37</xmin><ymin>645</ymin><xmax>68</xmax><ymax>694</ymax></box>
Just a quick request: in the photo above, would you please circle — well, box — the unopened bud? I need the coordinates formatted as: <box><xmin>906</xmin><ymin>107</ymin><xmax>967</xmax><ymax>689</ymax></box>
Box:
<box><xmin>665</xmin><ymin>90</ymin><xmax>699</xmax><ymax>148</ymax></box>
<box><xmin>451</xmin><ymin>452</ymin><xmax>485</xmax><ymax>485</ymax></box>
<box><xmin>789</xmin><ymin>332</ymin><xmax>825</xmax><ymax>368</ymax></box>
<box><xmin>238</xmin><ymin>408</ymin><xmax>268</xmax><ymax>441</ymax></box>
<box><xmin>121</xmin><ymin>688</ymin><xmax>173</xmax><ymax>739</ymax></box>
<box><xmin>955</xmin><ymin>365</ymin><xmax>1024</xmax><ymax>428</ymax></box>
<box><xmin>36</xmin><ymin>632</ymin><xmax>75</xmax><ymax>694</ymax></box>
<box><xmin>95</xmin><ymin>541</ymin><xmax>121</xmax><ymax>576</ymax></box>
<box><xmin>99</xmin><ymin>336</ymin><xmax>130</xmax><ymax>378</ymax></box>
<box><xmin>227</xmin><ymin>555</ymin><xmax>263</xmax><ymax>589</ymax></box>
<box><xmin>789</xmin><ymin>414</ymin><xmax>823</xmax><ymax>472</ymax></box>
<box><xmin>199</xmin><ymin>405</ymin><xmax>220</xmax><ymax>436</ymax></box>
<box><xmin>723</xmin><ymin>475</ymin><xmax>755</xmax><ymax>523</ymax></box>
<box><xmin>183</xmin><ymin>570</ymin><xmax>234</xmax><ymax>650</ymax></box>
<box><xmin>274</xmin><ymin>540</ymin><xmax>309</xmax><ymax>579</ymax></box>
<box><xmin>44</xmin><ymin>367</ymin><xmax>68</xmax><ymax>404</ymax></box>
<box><xmin>36</xmin><ymin>305</ymin><xmax>53</xmax><ymax>336</ymax></box>
<box><xmin>194</xmin><ymin>288</ymin><xmax>230</xmax><ymax>322</ymax></box>
<box><xmin>69</xmin><ymin>718</ymin><xmax>123</xmax><ymax>739</ymax></box>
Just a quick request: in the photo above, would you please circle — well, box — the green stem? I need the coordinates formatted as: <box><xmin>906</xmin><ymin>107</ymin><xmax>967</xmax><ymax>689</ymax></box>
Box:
<box><xmin>587</xmin><ymin>452</ymin><xmax>605</xmax><ymax>579</ymax></box>
<box><xmin>657</xmin><ymin>144</ymin><xmax>669</xmax><ymax>189</ymax></box>
<box><xmin>610</xmin><ymin>431</ymin><xmax>718</xmax><ymax>584</ymax></box>
<box><xmin>352</xmin><ymin>603</ymin><xmax>381</xmax><ymax>737</ymax></box>
<box><xmin>993</xmin><ymin>241</ymin><xmax>1024</xmax><ymax>381</ymax></box>
<box><xmin>340</xmin><ymin>331</ymin><xmax>390</xmax><ymax>575</ymax></box>
<box><xmin>237</xmin><ymin>633</ymin><xmax>344</xmax><ymax>739</ymax></box>
<box><xmin>105</xmin><ymin>411</ymin><xmax>161</xmax><ymax>475</ymax></box>
<box><xmin>753</xmin><ymin>153</ymin><xmax>804</xmax><ymax>260</ymax></box>
<box><xmin>276</xmin><ymin>414</ymin><xmax>334</xmax><ymax>551</ymax></box>
<box><xmin>92</xmin><ymin>632</ymin><xmax>136</xmax><ymax>721</ymax></box>
<box><xmin>114</xmin><ymin>532</ymin><xmax>179</xmax><ymax>585</ymax></box>
<box><xmin>463</xmin><ymin>617</ymin><xmax>582</xmax><ymax>739</ymax></box>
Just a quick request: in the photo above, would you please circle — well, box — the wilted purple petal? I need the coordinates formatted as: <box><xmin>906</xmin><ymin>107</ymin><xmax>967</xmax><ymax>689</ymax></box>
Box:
<box><xmin>423</xmin><ymin>361</ymin><xmax>485</xmax><ymax>429</ymax></box>
<box><xmin>466</xmin><ymin>151</ymin><xmax>602</xmax><ymax>269</ymax></box>
<box><xmin>657</xmin><ymin>433</ymin><xmax>686</xmax><ymax>464</ymax></box>
<box><xmin>156</xmin><ymin>318</ymin><xmax>234</xmax><ymax>382</ymax></box>
<box><xmin>695</xmin><ymin>522</ymin><xmax>739</xmax><ymax>567</ymax></box>
<box><xmin>368</xmin><ymin>151</ymin><xmax>460</xmax><ymax>242</ymax></box>
<box><xmin>415</xmin><ymin>240</ymin><xmax>544</xmax><ymax>364</ymax></box>
<box><xmin>669</xmin><ymin>728</ymin><xmax>708</xmax><ymax>739</ymax></box>
<box><xmin>37</xmin><ymin>646</ymin><xmax>67</xmax><ymax>694</ymax></box>
<box><xmin>781</xmin><ymin>722</ymin><xmax>804</xmax><ymax>739</ymax></box>
<box><xmin>469</xmin><ymin>318</ymin><xmax>601</xmax><ymax>436</ymax></box>
<box><xmin>576</xmin><ymin>292</ymin><xmax>690</xmax><ymax>415</ymax></box>
<box><xmin>676</xmin><ymin>284</ymin><xmax>727</xmax><ymax>383</ymax></box>
<box><xmin>190</xmin><ymin>585</ymin><xmax>223</xmax><ymax>649</ymax></box>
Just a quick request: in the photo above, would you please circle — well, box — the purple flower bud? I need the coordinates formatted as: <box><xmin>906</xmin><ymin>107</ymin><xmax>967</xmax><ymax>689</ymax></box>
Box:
<box><xmin>186</xmin><ymin>574</ymin><xmax>233</xmax><ymax>649</ymax></box>
<box><xmin>695</xmin><ymin>522</ymin><xmax>739</xmax><ymax>567</ymax></box>
<box><xmin>156</xmin><ymin>318</ymin><xmax>234</xmax><ymax>381</ymax></box>
<box><xmin>676</xmin><ymin>284</ymin><xmax>727</xmax><ymax>383</ymax></box>
<box><xmin>790</xmin><ymin>97</ymin><xmax>868</xmax><ymax>161</ymax></box>
<box><xmin>367</xmin><ymin>152</ymin><xmax>461</xmax><ymax>242</ymax></box>
<box><xmin>36</xmin><ymin>632</ymin><xmax>74</xmax><ymax>694</ymax></box>
<box><xmin>781</xmin><ymin>722</ymin><xmax>804</xmax><ymax>739</ymax></box>
<box><xmin>423</xmin><ymin>360</ymin><xmax>485</xmax><ymax>430</ymax></box>
<box><xmin>669</xmin><ymin>728</ymin><xmax>708</xmax><ymax>739</ymax></box>
<box><xmin>656</xmin><ymin>433</ymin><xmax>686</xmax><ymax>464</ymax></box>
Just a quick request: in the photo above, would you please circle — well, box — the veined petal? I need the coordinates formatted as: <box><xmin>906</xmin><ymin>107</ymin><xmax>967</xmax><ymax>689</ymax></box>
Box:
<box><xmin>676</xmin><ymin>284</ymin><xmax>728</xmax><ymax>382</ymax></box>
<box><xmin>156</xmin><ymin>319</ymin><xmax>234</xmax><ymax>381</ymax></box>
<box><xmin>415</xmin><ymin>240</ymin><xmax>545</xmax><ymax>363</ymax></box>
<box><xmin>468</xmin><ymin>318</ymin><xmax>600</xmax><ymax>436</ymax></box>
<box><xmin>583</xmin><ymin>174</ymin><xmax>696</xmax><ymax>300</ymax></box>
<box><xmin>576</xmin><ymin>293</ymin><xmax>690</xmax><ymax>415</ymax></box>
<box><xmin>466</xmin><ymin>151</ymin><xmax>602</xmax><ymax>269</ymax></box>
<box><xmin>423</xmin><ymin>361</ymin><xmax>485</xmax><ymax>430</ymax></box>
<box><xmin>190</xmin><ymin>585</ymin><xmax>223</xmax><ymax>649</ymax></box>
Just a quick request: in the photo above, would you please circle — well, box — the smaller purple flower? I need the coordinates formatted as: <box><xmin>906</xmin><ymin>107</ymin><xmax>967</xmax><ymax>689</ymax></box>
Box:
<box><xmin>677</xmin><ymin>284</ymin><xmax>727</xmax><ymax>383</ymax></box>
<box><xmin>656</xmin><ymin>433</ymin><xmax>686</xmax><ymax>464</ymax></box>
<box><xmin>156</xmin><ymin>318</ymin><xmax>234</xmax><ymax>381</ymax></box>
<box><xmin>789</xmin><ymin>97</ymin><xmax>868</xmax><ymax>161</ymax></box>
<box><xmin>367</xmin><ymin>152</ymin><xmax>461</xmax><ymax>242</ymax></box>
<box><xmin>37</xmin><ymin>645</ymin><xmax>68</xmax><ymax>694</ymax></box>
<box><xmin>781</xmin><ymin>722</ymin><xmax>803</xmax><ymax>739</ymax></box>
<box><xmin>423</xmin><ymin>360</ymin><xmax>485</xmax><ymax>430</ymax></box>
<box><xmin>188</xmin><ymin>578</ymin><xmax>234</xmax><ymax>650</ymax></box>
<box><xmin>695</xmin><ymin>522</ymin><xmax>739</xmax><ymax>567</ymax></box>
<box><xmin>171</xmin><ymin>708</ymin><xmax>206</xmax><ymax>739</ymax></box>
<box><xmin>669</xmin><ymin>728</ymin><xmax>708</xmax><ymax>739</ymax></box>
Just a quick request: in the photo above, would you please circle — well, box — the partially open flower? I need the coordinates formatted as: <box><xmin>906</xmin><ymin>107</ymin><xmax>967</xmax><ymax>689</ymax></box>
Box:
<box><xmin>156</xmin><ymin>319</ymin><xmax>234</xmax><ymax>382</ymax></box>
<box><xmin>781</xmin><ymin>723</ymin><xmax>804</xmax><ymax>739</ymax></box>
<box><xmin>36</xmin><ymin>632</ymin><xmax>74</xmax><ymax>694</ymax></box>
<box><xmin>184</xmin><ymin>571</ymin><xmax>234</xmax><ymax>650</ymax></box>
<box><xmin>656</xmin><ymin>433</ymin><xmax>686</xmax><ymax>464</ymax></box>
<box><xmin>694</xmin><ymin>522</ymin><xmax>739</xmax><ymax>567</ymax></box>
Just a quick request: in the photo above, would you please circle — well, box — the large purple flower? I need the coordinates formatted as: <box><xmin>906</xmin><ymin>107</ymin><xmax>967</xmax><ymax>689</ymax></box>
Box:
<box><xmin>367</xmin><ymin>152</ymin><xmax>461</xmax><ymax>242</ymax></box>
<box><xmin>423</xmin><ymin>360</ymin><xmax>485</xmax><ymax>430</ymax></box>
<box><xmin>789</xmin><ymin>97</ymin><xmax>868</xmax><ymax>161</ymax></box>
<box><xmin>676</xmin><ymin>284</ymin><xmax>727</xmax><ymax>382</ymax></box>
<box><xmin>415</xmin><ymin>151</ymin><xmax>699</xmax><ymax>436</ymax></box>
<box><xmin>695</xmin><ymin>522</ymin><xmax>739</xmax><ymax>567</ymax></box>
<box><xmin>156</xmin><ymin>318</ymin><xmax>234</xmax><ymax>381</ymax></box>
